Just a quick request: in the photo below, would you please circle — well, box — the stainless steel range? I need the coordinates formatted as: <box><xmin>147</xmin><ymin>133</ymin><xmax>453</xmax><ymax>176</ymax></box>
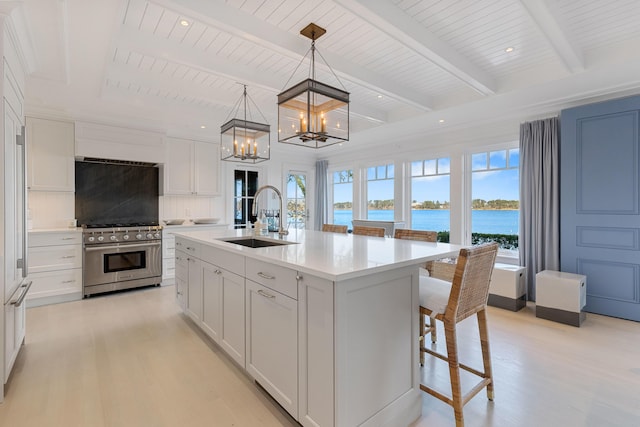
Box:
<box><xmin>82</xmin><ymin>224</ymin><xmax>162</xmax><ymax>297</ymax></box>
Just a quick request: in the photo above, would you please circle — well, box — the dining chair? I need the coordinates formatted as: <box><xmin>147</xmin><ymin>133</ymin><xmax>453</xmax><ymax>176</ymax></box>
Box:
<box><xmin>322</xmin><ymin>223</ymin><xmax>348</xmax><ymax>233</ymax></box>
<box><xmin>394</xmin><ymin>228</ymin><xmax>437</xmax><ymax>242</ymax></box>
<box><xmin>419</xmin><ymin>242</ymin><xmax>498</xmax><ymax>427</ymax></box>
<box><xmin>393</xmin><ymin>228</ymin><xmax>439</xmax><ymax>357</ymax></box>
<box><xmin>352</xmin><ymin>225</ymin><xmax>385</xmax><ymax>237</ymax></box>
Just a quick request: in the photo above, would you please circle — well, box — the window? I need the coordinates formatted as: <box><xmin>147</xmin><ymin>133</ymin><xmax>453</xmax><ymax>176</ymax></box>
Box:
<box><xmin>367</xmin><ymin>163</ymin><xmax>394</xmax><ymax>220</ymax></box>
<box><xmin>332</xmin><ymin>169</ymin><xmax>353</xmax><ymax>228</ymax></box>
<box><xmin>410</xmin><ymin>157</ymin><xmax>450</xmax><ymax>235</ymax></box>
<box><xmin>287</xmin><ymin>173</ymin><xmax>306</xmax><ymax>230</ymax></box>
<box><xmin>471</xmin><ymin>148</ymin><xmax>519</xmax><ymax>253</ymax></box>
<box><xmin>233</xmin><ymin>169</ymin><xmax>258</xmax><ymax>229</ymax></box>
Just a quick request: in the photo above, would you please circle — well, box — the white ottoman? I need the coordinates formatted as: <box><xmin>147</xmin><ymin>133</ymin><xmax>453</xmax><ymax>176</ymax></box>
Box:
<box><xmin>535</xmin><ymin>270</ymin><xmax>587</xmax><ymax>327</ymax></box>
<box><xmin>487</xmin><ymin>263</ymin><xmax>527</xmax><ymax>311</ymax></box>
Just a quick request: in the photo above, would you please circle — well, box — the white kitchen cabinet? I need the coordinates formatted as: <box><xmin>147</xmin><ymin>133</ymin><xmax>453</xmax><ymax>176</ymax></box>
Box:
<box><xmin>26</xmin><ymin>230</ymin><xmax>83</xmax><ymax>307</ymax></box>
<box><xmin>219</xmin><ymin>267</ymin><xmax>245</xmax><ymax>368</ymax></box>
<box><xmin>163</xmin><ymin>138</ymin><xmax>220</xmax><ymax>196</ymax></box>
<box><xmin>26</xmin><ymin>117</ymin><xmax>75</xmax><ymax>192</ymax></box>
<box><xmin>186</xmin><ymin>256</ymin><xmax>203</xmax><ymax>323</ymax></box>
<box><xmin>2</xmin><ymin>13</ymin><xmax>28</xmax><ymax>403</ymax></box>
<box><xmin>175</xmin><ymin>248</ymin><xmax>188</xmax><ymax>310</ymax></box>
<box><xmin>201</xmin><ymin>261</ymin><xmax>222</xmax><ymax>343</ymax></box>
<box><xmin>246</xmin><ymin>279</ymin><xmax>298</xmax><ymax>419</ymax></box>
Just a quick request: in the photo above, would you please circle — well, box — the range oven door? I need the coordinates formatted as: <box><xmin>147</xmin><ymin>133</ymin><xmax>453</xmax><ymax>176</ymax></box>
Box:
<box><xmin>84</xmin><ymin>241</ymin><xmax>162</xmax><ymax>286</ymax></box>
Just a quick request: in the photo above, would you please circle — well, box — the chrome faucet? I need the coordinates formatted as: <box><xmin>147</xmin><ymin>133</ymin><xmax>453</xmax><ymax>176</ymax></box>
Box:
<box><xmin>252</xmin><ymin>185</ymin><xmax>288</xmax><ymax>235</ymax></box>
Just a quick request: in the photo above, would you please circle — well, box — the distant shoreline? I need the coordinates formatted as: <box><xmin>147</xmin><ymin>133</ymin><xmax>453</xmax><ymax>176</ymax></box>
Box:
<box><xmin>333</xmin><ymin>208</ymin><xmax>519</xmax><ymax>211</ymax></box>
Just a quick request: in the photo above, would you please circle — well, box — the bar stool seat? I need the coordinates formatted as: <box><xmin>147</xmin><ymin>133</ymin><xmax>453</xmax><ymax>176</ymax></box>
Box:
<box><xmin>419</xmin><ymin>276</ymin><xmax>451</xmax><ymax>315</ymax></box>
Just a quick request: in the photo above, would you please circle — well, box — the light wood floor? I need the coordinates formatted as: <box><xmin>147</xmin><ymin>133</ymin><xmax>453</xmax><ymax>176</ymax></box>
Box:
<box><xmin>1</xmin><ymin>285</ymin><xmax>639</xmax><ymax>427</ymax></box>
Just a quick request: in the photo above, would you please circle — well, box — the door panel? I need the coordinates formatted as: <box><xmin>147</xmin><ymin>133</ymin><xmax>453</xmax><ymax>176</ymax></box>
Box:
<box><xmin>561</xmin><ymin>96</ymin><xmax>640</xmax><ymax>321</ymax></box>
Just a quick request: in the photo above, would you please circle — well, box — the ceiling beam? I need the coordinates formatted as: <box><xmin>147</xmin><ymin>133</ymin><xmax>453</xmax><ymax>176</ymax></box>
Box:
<box><xmin>112</xmin><ymin>26</ymin><xmax>388</xmax><ymax>124</ymax></box>
<box><xmin>334</xmin><ymin>0</ymin><xmax>496</xmax><ymax>96</ymax></box>
<box><xmin>154</xmin><ymin>0</ymin><xmax>431</xmax><ymax>111</ymax></box>
<box><xmin>518</xmin><ymin>0</ymin><xmax>584</xmax><ymax>73</ymax></box>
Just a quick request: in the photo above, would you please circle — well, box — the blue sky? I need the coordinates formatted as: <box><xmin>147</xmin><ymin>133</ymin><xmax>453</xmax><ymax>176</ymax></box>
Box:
<box><xmin>332</xmin><ymin>149</ymin><xmax>520</xmax><ymax>205</ymax></box>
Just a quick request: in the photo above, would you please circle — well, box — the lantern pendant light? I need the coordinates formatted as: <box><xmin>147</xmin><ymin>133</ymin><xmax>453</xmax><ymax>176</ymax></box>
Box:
<box><xmin>277</xmin><ymin>23</ymin><xmax>349</xmax><ymax>149</ymax></box>
<box><xmin>220</xmin><ymin>84</ymin><xmax>270</xmax><ymax>163</ymax></box>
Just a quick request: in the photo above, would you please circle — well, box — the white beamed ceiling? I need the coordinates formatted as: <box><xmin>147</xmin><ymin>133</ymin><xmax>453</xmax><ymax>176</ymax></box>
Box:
<box><xmin>19</xmin><ymin>0</ymin><xmax>640</xmax><ymax>156</ymax></box>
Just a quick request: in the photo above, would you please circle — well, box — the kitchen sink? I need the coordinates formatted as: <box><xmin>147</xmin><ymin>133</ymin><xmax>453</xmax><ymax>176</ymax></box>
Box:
<box><xmin>218</xmin><ymin>237</ymin><xmax>296</xmax><ymax>248</ymax></box>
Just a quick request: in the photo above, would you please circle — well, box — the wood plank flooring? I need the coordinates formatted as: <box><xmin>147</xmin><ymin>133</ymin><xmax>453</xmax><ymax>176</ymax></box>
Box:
<box><xmin>1</xmin><ymin>285</ymin><xmax>639</xmax><ymax>427</ymax></box>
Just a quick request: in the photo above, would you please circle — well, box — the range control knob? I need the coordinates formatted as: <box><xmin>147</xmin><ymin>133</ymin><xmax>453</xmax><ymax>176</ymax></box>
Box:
<box><xmin>88</xmin><ymin>236</ymin><xmax>95</xmax><ymax>242</ymax></box>
<box><xmin>154</xmin><ymin>233</ymin><xmax>161</xmax><ymax>238</ymax></box>
<box><xmin>136</xmin><ymin>234</ymin><xmax>143</xmax><ymax>240</ymax></box>
<box><xmin>146</xmin><ymin>233</ymin><xmax>153</xmax><ymax>239</ymax></box>
<box><xmin>97</xmin><ymin>235</ymin><xmax>104</xmax><ymax>242</ymax></box>
<box><xmin>110</xmin><ymin>235</ymin><xmax>117</xmax><ymax>241</ymax></box>
<box><xmin>123</xmin><ymin>234</ymin><xmax>130</xmax><ymax>240</ymax></box>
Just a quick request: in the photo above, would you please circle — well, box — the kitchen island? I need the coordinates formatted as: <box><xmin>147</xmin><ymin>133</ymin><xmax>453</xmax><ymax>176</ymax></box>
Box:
<box><xmin>172</xmin><ymin>228</ymin><xmax>461</xmax><ymax>427</ymax></box>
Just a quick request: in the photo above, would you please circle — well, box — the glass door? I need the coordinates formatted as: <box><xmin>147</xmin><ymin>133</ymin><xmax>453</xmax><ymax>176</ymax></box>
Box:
<box><xmin>287</xmin><ymin>172</ymin><xmax>307</xmax><ymax>230</ymax></box>
<box><xmin>234</xmin><ymin>169</ymin><xmax>259</xmax><ymax>229</ymax></box>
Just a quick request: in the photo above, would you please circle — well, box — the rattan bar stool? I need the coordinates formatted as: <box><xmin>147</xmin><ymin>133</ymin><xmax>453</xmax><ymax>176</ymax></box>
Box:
<box><xmin>393</xmin><ymin>228</ymin><xmax>439</xmax><ymax>361</ymax></box>
<box><xmin>419</xmin><ymin>242</ymin><xmax>498</xmax><ymax>427</ymax></box>
<box><xmin>352</xmin><ymin>225</ymin><xmax>385</xmax><ymax>237</ymax></box>
<box><xmin>321</xmin><ymin>223</ymin><xmax>348</xmax><ymax>233</ymax></box>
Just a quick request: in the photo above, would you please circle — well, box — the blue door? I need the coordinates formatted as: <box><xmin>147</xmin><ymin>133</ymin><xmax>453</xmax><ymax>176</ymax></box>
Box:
<box><xmin>561</xmin><ymin>95</ymin><xmax>640</xmax><ymax>321</ymax></box>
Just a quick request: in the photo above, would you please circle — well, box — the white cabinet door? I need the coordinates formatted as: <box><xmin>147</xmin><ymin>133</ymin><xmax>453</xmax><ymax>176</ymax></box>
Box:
<box><xmin>298</xmin><ymin>274</ymin><xmax>335</xmax><ymax>427</ymax></box>
<box><xmin>164</xmin><ymin>138</ymin><xmax>220</xmax><ymax>196</ymax></box>
<box><xmin>201</xmin><ymin>261</ymin><xmax>222</xmax><ymax>343</ymax></box>
<box><xmin>246</xmin><ymin>280</ymin><xmax>298</xmax><ymax>418</ymax></box>
<box><xmin>193</xmin><ymin>142</ymin><xmax>220</xmax><ymax>196</ymax></box>
<box><xmin>175</xmin><ymin>250</ymin><xmax>188</xmax><ymax>310</ymax></box>
<box><xmin>186</xmin><ymin>256</ymin><xmax>203</xmax><ymax>322</ymax></box>
<box><xmin>4</xmin><ymin>296</ymin><xmax>25</xmax><ymax>384</ymax></box>
<box><xmin>164</xmin><ymin>138</ymin><xmax>193</xmax><ymax>195</ymax></box>
<box><xmin>220</xmin><ymin>269</ymin><xmax>246</xmax><ymax>368</ymax></box>
<box><xmin>26</xmin><ymin>117</ymin><xmax>74</xmax><ymax>192</ymax></box>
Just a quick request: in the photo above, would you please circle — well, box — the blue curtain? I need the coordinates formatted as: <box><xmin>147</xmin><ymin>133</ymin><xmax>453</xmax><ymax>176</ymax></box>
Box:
<box><xmin>314</xmin><ymin>160</ymin><xmax>328</xmax><ymax>230</ymax></box>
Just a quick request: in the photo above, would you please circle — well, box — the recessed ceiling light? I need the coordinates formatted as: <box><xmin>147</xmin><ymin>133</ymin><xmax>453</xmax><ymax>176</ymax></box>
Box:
<box><xmin>200</xmin><ymin>125</ymin><xmax>206</xmax><ymax>129</ymax></box>
<box><xmin>439</xmin><ymin>119</ymin><xmax>445</xmax><ymax>123</ymax></box>
<box><xmin>180</xmin><ymin>19</ymin><xmax>190</xmax><ymax>27</ymax></box>
<box><xmin>377</xmin><ymin>95</ymin><xmax>383</xmax><ymax>99</ymax></box>
<box><xmin>505</xmin><ymin>46</ymin><xmax>515</xmax><ymax>53</ymax></box>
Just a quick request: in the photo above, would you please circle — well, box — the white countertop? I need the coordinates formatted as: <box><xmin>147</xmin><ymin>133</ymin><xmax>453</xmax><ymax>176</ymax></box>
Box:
<box><xmin>173</xmin><ymin>228</ymin><xmax>462</xmax><ymax>281</ymax></box>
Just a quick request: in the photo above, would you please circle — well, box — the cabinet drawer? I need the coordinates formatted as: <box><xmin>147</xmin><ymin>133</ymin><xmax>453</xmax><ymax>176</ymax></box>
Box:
<box><xmin>246</xmin><ymin>259</ymin><xmax>297</xmax><ymax>300</ymax></box>
<box><xmin>163</xmin><ymin>257</ymin><xmax>176</xmax><ymax>279</ymax></box>
<box><xmin>175</xmin><ymin>238</ymin><xmax>200</xmax><ymax>258</ymax></box>
<box><xmin>200</xmin><ymin>244</ymin><xmax>245</xmax><ymax>277</ymax></box>
<box><xmin>175</xmin><ymin>252</ymin><xmax>188</xmax><ymax>281</ymax></box>
<box><xmin>29</xmin><ymin>244</ymin><xmax>82</xmax><ymax>273</ymax></box>
<box><xmin>27</xmin><ymin>268</ymin><xmax>82</xmax><ymax>299</ymax></box>
<box><xmin>29</xmin><ymin>231</ymin><xmax>82</xmax><ymax>247</ymax></box>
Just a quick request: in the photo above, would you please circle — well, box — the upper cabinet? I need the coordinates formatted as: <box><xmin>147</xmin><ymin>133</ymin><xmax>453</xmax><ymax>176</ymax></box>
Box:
<box><xmin>26</xmin><ymin>117</ymin><xmax>75</xmax><ymax>192</ymax></box>
<box><xmin>163</xmin><ymin>137</ymin><xmax>220</xmax><ymax>196</ymax></box>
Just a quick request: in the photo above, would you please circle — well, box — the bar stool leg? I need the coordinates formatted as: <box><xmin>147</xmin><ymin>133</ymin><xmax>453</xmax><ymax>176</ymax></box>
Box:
<box><xmin>477</xmin><ymin>309</ymin><xmax>494</xmax><ymax>400</ymax></box>
<box><xmin>444</xmin><ymin>322</ymin><xmax>465</xmax><ymax>427</ymax></box>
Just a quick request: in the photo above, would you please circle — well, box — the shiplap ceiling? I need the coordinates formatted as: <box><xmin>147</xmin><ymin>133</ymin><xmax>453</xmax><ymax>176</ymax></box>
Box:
<box><xmin>20</xmin><ymin>0</ymin><xmax>640</xmax><ymax>151</ymax></box>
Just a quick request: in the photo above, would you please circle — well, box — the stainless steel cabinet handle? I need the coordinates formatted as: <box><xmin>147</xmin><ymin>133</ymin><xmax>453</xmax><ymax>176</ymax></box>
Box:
<box><xmin>296</xmin><ymin>274</ymin><xmax>303</xmax><ymax>281</ymax></box>
<box><xmin>215</xmin><ymin>269</ymin><xmax>222</xmax><ymax>275</ymax></box>
<box><xmin>85</xmin><ymin>241</ymin><xmax>161</xmax><ymax>251</ymax></box>
<box><xmin>61</xmin><ymin>255</ymin><xmax>76</xmax><ymax>259</ymax></box>
<box><xmin>61</xmin><ymin>280</ymin><xmax>76</xmax><ymax>284</ymax></box>
<box><xmin>257</xmin><ymin>272</ymin><xmax>275</xmax><ymax>280</ymax></box>
<box><xmin>257</xmin><ymin>289</ymin><xmax>275</xmax><ymax>299</ymax></box>
<box><xmin>186</xmin><ymin>246</ymin><xmax>195</xmax><ymax>251</ymax></box>
<box><xmin>11</xmin><ymin>281</ymin><xmax>32</xmax><ymax>307</ymax></box>
<box><xmin>62</xmin><ymin>237</ymin><xmax>75</xmax><ymax>240</ymax></box>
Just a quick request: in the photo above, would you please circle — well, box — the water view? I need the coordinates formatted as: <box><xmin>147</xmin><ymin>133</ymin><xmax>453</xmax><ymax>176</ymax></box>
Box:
<box><xmin>334</xmin><ymin>209</ymin><xmax>519</xmax><ymax>235</ymax></box>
